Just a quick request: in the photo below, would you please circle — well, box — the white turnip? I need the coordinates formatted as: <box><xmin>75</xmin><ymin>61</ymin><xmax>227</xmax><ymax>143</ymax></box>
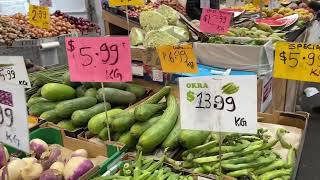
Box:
<box><xmin>30</xmin><ymin>139</ymin><xmax>48</xmax><ymax>158</ymax></box>
<box><xmin>63</xmin><ymin>157</ymin><xmax>94</xmax><ymax>180</ymax></box>
<box><xmin>71</xmin><ymin>149</ymin><xmax>88</xmax><ymax>158</ymax></box>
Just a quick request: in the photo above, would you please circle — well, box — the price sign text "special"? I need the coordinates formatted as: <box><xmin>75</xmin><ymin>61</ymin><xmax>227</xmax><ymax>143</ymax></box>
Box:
<box><xmin>200</xmin><ymin>8</ymin><xmax>232</xmax><ymax>34</ymax></box>
<box><xmin>66</xmin><ymin>37</ymin><xmax>132</xmax><ymax>82</ymax></box>
<box><xmin>29</xmin><ymin>4</ymin><xmax>49</xmax><ymax>29</ymax></box>
<box><xmin>179</xmin><ymin>75</ymin><xmax>257</xmax><ymax>134</ymax></box>
<box><xmin>156</xmin><ymin>44</ymin><xmax>198</xmax><ymax>73</ymax></box>
<box><xmin>274</xmin><ymin>42</ymin><xmax>320</xmax><ymax>82</ymax></box>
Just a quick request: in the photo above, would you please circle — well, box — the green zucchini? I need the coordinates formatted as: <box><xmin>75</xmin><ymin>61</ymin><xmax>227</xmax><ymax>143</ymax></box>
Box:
<box><xmin>88</xmin><ymin>109</ymin><xmax>124</xmax><ymax>134</ymax></box>
<box><xmin>162</xmin><ymin>117</ymin><xmax>180</xmax><ymax>150</ymax></box>
<box><xmin>130</xmin><ymin>115</ymin><xmax>162</xmax><ymax>138</ymax></box>
<box><xmin>71</xmin><ymin>102</ymin><xmax>111</xmax><ymax>127</ymax></box>
<box><xmin>57</xmin><ymin>120</ymin><xmax>76</xmax><ymax>131</ymax></box>
<box><xmin>84</xmin><ymin>88</ymin><xmax>97</xmax><ymax>97</ymax></box>
<box><xmin>41</xmin><ymin>83</ymin><xmax>76</xmax><ymax>101</ymax></box>
<box><xmin>29</xmin><ymin>102</ymin><xmax>58</xmax><ymax>116</ymax></box>
<box><xmin>137</xmin><ymin>94</ymin><xmax>178</xmax><ymax>153</ymax></box>
<box><xmin>104</xmin><ymin>82</ymin><xmax>128</xmax><ymax>90</ymax></box>
<box><xmin>97</xmin><ymin>88</ymin><xmax>136</xmax><ymax>105</ymax></box>
<box><xmin>76</xmin><ymin>85</ymin><xmax>88</xmax><ymax>97</ymax></box>
<box><xmin>110</xmin><ymin>112</ymin><xmax>135</xmax><ymax>132</ymax></box>
<box><xmin>142</xmin><ymin>86</ymin><xmax>171</xmax><ymax>105</ymax></box>
<box><xmin>63</xmin><ymin>71</ymin><xmax>81</xmax><ymax>87</ymax></box>
<box><xmin>111</xmin><ymin>132</ymin><xmax>122</xmax><ymax>141</ymax></box>
<box><xmin>126</xmin><ymin>84</ymin><xmax>146</xmax><ymax>99</ymax></box>
<box><xmin>134</xmin><ymin>103</ymin><xmax>166</xmax><ymax>122</ymax></box>
<box><xmin>27</xmin><ymin>97</ymin><xmax>49</xmax><ymax>108</ymax></box>
<box><xmin>40</xmin><ymin>109</ymin><xmax>61</xmax><ymax>124</ymax></box>
<box><xmin>99</xmin><ymin>127</ymin><xmax>109</xmax><ymax>141</ymax></box>
<box><xmin>55</xmin><ymin>97</ymin><xmax>97</xmax><ymax>118</ymax></box>
<box><xmin>118</xmin><ymin>131</ymin><xmax>138</xmax><ymax>149</ymax></box>
<box><xmin>179</xmin><ymin>130</ymin><xmax>210</xmax><ymax>149</ymax></box>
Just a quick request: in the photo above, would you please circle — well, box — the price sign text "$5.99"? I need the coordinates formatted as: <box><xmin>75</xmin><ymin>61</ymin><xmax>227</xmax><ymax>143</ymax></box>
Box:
<box><xmin>200</xmin><ymin>8</ymin><xmax>233</xmax><ymax>34</ymax></box>
<box><xmin>179</xmin><ymin>75</ymin><xmax>257</xmax><ymax>134</ymax></box>
<box><xmin>274</xmin><ymin>42</ymin><xmax>320</xmax><ymax>83</ymax></box>
<box><xmin>65</xmin><ymin>37</ymin><xmax>132</xmax><ymax>82</ymax></box>
<box><xmin>156</xmin><ymin>44</ymin><xmax>198</xmax><ymax>73</ymax></box>
<box><xmin>0</xmin><ymin>82</ymin><xmax>29</xmax><ymax>153</ymax></box>
<box><xmin>29</xmin><ymin>4</ymin><xmax>49</xmax><ymax>29</ymax></box>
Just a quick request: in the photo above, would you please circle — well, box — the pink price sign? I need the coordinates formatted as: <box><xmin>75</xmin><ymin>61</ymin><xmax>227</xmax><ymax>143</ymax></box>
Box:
<box><xmin>200</xmin><ymin>8</ymin><xmax>233</xmax><ymax>34</ymax></box>
<box><xmin>65</xmin><ymin>37</ymin><xmax>132</xmax><ymax>82</ymax></box>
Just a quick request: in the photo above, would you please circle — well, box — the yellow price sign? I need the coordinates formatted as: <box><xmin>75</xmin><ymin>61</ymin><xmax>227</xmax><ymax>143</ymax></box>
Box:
<box><xmin>109</xmin><ymin>0</ymin><xmax>144</xmax><ymax>7</ymax></box>
<box><xmin>156</xmin><ymin>44</ymin><xmax>198</xmax><ymax>73</ymax></box>
<box><xmin>274</xmin><ymin>42</ymin><xmax>320</xmax><ymax>82</ymax></box>
<box><xmin>29</xmin><ymin>4</ymin><xmax>50</xmax><ymax>29</ymax></box>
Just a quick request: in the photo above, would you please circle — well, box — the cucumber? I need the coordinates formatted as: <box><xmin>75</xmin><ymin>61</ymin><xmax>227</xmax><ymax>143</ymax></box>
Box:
<box><xmin>110</xmin><ymin>112</ymin><xmax>135</xmax><ymax>132</ymax></box>
<box><xmin>97</xmin><ymin>88</ymin><xmax>136</xmax><ymax>105</ymax></box>
<box><xmin>126</xmin><ymin>84</ymin><xmax>146</xmax><ymax>99</ymax></box>
<box><xmin>27</xmin><ymin>97</ymin><xmax>49</xmax><ymax>108</ymax></box>
<box><xmin>142</xmin><ymin>86</ymin><xmax>171</xmax><ymax>104</ymax></box>
<box><xmin>71</xmin><ymin>102</ymin><xmax>111</xmax><ymax>127</ymax></box>
<box><xmin>162</xmin><ymin>117</ymin><xmax>181</xmax><ymax>150</ymax></box>
<box><xmin>130</xmin><ymin>115</ymin><xmax>162</xmax><ymax>138</ymax></box>
<box><xmin>84</xmin><ymin>88</ymin><xmax>97</xmax><ymax>97</ymax></box>
<box><xmin>29</xmin><ymin>102</ymin><xmax>58</xmax><ymax>116</ymax></box>
<box><xmin>76</xmin><ymin>85</ymin><xmax>88</xmax><ymax>97</ymax></box>
<box><xmin>134</xmin><ymin>103</ymin><xmax>166</xmax><ymax>122</ymax></box>
<box><xmin>55</xmin><ymin>97</ymin><xmax>97</xmax><ymax>118</ymax></box>
<box><xmin>40</xmin><ymin>109</ymin><xmax>61</xmax><ymax>124</ymax></box>
<box><xmin>41</xmin><ymin>83</ymin><xmax>76</xmax><ymax>101</ymax></box>
<box><xmin>111</xmin><ymin>132</ymin><xmax>122</xmax><ymax>141</ymax></box>
<box><xmin>104</xmin><ymin>82</ymin><xmax>128</xmax><ymax>90</ymax></box>
<box><xmin>137</xmin><ymin>94</ymin><xmax>178</xmax><ymax>153</ymax></box>
<box><xmin>178</xmin><ymin>130</ymin><xmax>210</xmax><ymax>149</ymax></box>
<box><xmin>57</xmin><ymin>120</ymin><xmax>76</xmax><ymax>131</ymax></box>
<box><xmin>118</xmin><ymin>131</ymin><xmax>138</xmax><ymax>149</ymax></box>
<box><xmin>99</xmin><ymin>127</ymin><xmax>109</xmax><ymax>141</ymax></box>
<box><xmin>88</xmin><ymin>109</ymin><xmax>124</xmax><ymax>134</ymax></box>
<box><xmin>63</xmin><ymin>71</ymin><xmax>81</xmax><ymax>88</ymax></box>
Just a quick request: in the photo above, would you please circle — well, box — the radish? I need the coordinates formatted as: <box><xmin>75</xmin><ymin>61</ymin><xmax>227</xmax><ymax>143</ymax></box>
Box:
<box><xmin>40</xmin><ymin>148</ymin><xmax>61</xmax><ymax>170</ymax></box>
<box><xmin>71</xmin><ymin>149</ymin><xmax>88</xmax><ymax>158</ymax></box>
<box><xmin>50</xmin><ymin>162</ymin><xmax>64</xmax><ymax>174</ymax></box>
<box><xmin>39</xmin><ymin>169</ymin><xmax>63</xmax><ymax>180</ymax></box>
<box><xmin>0</xmin><ymin>146</ymin><xmax>9</xmax><ymax>169</ymax></box>
<box><xmin>30</xmin><ymin>139</ymin><xmax>49</xmax><ymax>158</ymax></box>
<box><xmin>21</xmin><ymin>162</ymin><xmax>43</xmax><ymax>180</ymax></box>
<box><xmin>5</xmin><ymin>159</ymin><xmax>26</xmax><ymax>180</ymax></box>
<box><xmin>63</xmin><ymin>157</ymin><xmax>94</xmax><ymax>180</ymax></box>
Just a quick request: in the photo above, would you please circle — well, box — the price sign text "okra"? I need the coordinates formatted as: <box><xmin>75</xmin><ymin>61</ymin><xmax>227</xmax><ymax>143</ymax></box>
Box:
<box><xmin>66</xmin><ymin>37</ymin><xmax>132</xmax><ymax>82</ymax></box>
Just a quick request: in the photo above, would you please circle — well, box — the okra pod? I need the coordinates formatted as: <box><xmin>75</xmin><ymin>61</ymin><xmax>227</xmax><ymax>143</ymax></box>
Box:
<box><xmin>164</xmin><ymin>156</ymin><xmax>183</xmax><ymax>167</ymax></box>
<box><xmin>146</xmin><ymin>170</ymin><xmax>159</xmax><ymax>180</ymax></box>
<box><xmin>255</xmin><ymin>160</ymin><xmax>287</xmax><ymax>175</ymax></box>
<box><xmin>167</xmin><ymin>173</ymin><xmax>179</xmax><ymax>180</ymax></box>
<box><xmin>277</xmin><ymin>128</ymin><xmax>292</xmax><ymax>149</ymax></box>
<box><xmin>142</xmin><ymin>159</ymin><xmax>154</xmax><ymax>170</ymax></box>
<box><xmin>287</xmin><ymin>147</ymin><xmax>296</xmax><ymax>168</ymax></box>
<box><xmin>193</xmin><ymin>167</ymin><xmax>206</xmax><ymax>173</ymax></box>
<box><xmin>136</xmin><ymin>171</ymin><xmax>151</xmax><ymax>180</ymax></box>
<box><xmin>240</xmin><ymin>135</ymin><xmax>261</xmax><ymax>141</ymax></box>
<box><xmin>182</xmin><ymin>141</ymin><xmax>218</xmax><ymax>157</ymax></box>
<box><xmin>226</xmin><ymin>168</ymin><xmax>254</xmax><ymax>177</ymax></box>
<box><xmin>259</xmin><ymin>169</ymin><xmax>292</xmax><ymax>180</ymax></box>
<box><xmin>206</xmin><ymin>140</ymin><xmax>250</xmax><ymax>154</ymax></box>
<box><xmin>221</xmin><ymin>151</ymin><xmax>262</xmax><ymax>164</ymax></box>
<box><xmin>221</xmin><ymin>153</ymin><xmax>276</xmax><ymax>170</ymax></box>
<box><xmin>145</xmin><ymin>155</ymin><xmax>165</xmax><ymax>172</ymax></box>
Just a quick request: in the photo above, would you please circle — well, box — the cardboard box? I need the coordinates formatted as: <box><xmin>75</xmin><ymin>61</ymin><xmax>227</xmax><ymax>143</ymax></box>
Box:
<box><xmin>131</xmin><ymin>46</ymin><xmax>160</xmax><ymax>68</ymax></box>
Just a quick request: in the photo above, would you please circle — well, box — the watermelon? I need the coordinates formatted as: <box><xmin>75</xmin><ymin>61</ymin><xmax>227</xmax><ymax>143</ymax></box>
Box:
<box><xmin>278</xmin><ymin>14</ymin><xmax>299</xmax><ymax>27</ymax></box>
<box><xmin>255</xmin><ymin>18</ymin><xmax>287</xmax><ymax>27</ymax></box>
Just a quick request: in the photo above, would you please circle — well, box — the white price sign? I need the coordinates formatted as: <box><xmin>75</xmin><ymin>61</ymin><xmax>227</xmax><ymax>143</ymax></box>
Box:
<box><xmin>0</xmin><ymin>56</ymin><xmax>31</xmax><ymax>88</ymax></box>
<box><xmin>0</xmin><ymin>81</ymin><xmax>29</xmax><ymax>153</ymax></box>
<box><xmin>179</xmin><ymin>75</ymin><xmax>257</xmax><ymax>134</ymax></box>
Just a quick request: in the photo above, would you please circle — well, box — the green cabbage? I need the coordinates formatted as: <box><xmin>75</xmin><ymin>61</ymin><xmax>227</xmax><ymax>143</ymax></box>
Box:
<box><xmin>139</xmin><ymin>11</ymin><xmax>168</xmax><ymax>31</ymax></box>
<box><xmin>143</xmin><ymin>30</ymin><xmax>179</xmax><ymax>48</ymax></box>
<box><xmin>157</xmin><ymin>4</ymin><xmax>180</xmax><ymax>25</ymax></box>
<box><xmin>130</xmin><ymin>27</ymin><xmax>146</xmax><ymax>46</ymax></box>
<box><xmin>159</xmin><ymin>25</ymin><xmax>189</xmax><ymax>42</ymax></box>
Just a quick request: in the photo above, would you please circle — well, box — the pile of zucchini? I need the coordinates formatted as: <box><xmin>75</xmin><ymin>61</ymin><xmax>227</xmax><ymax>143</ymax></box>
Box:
<box><xmin>165</xmin><ymin>129</ymin><xmax>296</xmax><ymax>180</ymax></box>
<box><xmin>27</xmin><ymin>71</ymin><xmax>147</xmax><ymax>132</ymax></box>
<box><xmin>93</xmin><ymin>152</ymin><xmax>193</xmax><ymax>180</ymax></box>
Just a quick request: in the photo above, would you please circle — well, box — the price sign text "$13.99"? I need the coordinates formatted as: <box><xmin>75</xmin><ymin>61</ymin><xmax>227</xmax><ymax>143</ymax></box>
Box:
<box><xmin>0</xmin><ymin>82</ymin><xmax>29</xmax><ymax>153</ymax></box>
<box><xmin>274</xmin><ymin>42</ymin><xmax>320</xmax><ymax>83</ymax></box>
<box><xmin>179</xmin><ymin>75</ymin><xmax>257</xmax><ymax>134</ymax></box>
<box><xmin>200</xmin><ymin>8</ymin><xmax>233</xmax><ymax>34</ymax></box>
<box><xmin>65</xmin><ymin>37</ymin><xmax>132</xmax><ymax>82</ymax></box>
<box><xmin>156</xmin><ymin>44</ymin><xmax>198</xmax><ymax>73</ymax></box>
<box><xmin>29</xmin><ymin>4</ymin><xmax>49</xmax><ymax>29</ymax></box>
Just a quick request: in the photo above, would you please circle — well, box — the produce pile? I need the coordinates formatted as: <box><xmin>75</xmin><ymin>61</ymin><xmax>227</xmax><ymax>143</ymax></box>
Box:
<box><xmin>230</xmin><ymin>4</ymin><xmax>260</xmax><ymax>14</ymax></box>
<box><xmin>27</xmin><ymin>70</ymin><xmax>147</xmax><ymax>132</ymax></box>
<box><xmin>0</xmin><ymin>139</ymin><xmax>98</xmax><ymax>180</ymax></box>
<box><xmin>262</xmin><ymin>7</ymin><xmax>314</xmax><ymax>21</ymax></box>
<box><xmin>164</xmin><ymin>128</ymin><xmax>297</xmax><ymax>179</ymax></box>
<box><xmin>130</xmin><ymin>4</ymin><xmax>190</xmax><ymax>48</ymax></box>
<box><xmin>93</xmin><ymin>152</ymin><xmax>193</xmax><ymax>180</ymax></box>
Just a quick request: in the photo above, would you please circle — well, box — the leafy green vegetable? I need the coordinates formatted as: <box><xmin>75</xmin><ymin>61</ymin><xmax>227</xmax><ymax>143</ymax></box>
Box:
<box><xmin>139</xmin><ymin>11</ymin><xmax>168</xmax><ymax>31</ymax></box>
<box><xmin>143</xmin><ymin>30</ymin><xmax>179</xmax><ymax>48</ymax></box>
<box><xmin>157</xmin><ymin>4</ymin><xmax>179</xmax><ymax>25</ymax></box>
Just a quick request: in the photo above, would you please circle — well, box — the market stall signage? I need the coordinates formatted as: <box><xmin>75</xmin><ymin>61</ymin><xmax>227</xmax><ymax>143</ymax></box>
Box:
<box><xmin>274</xmin><ymin>42</ymin><xmax>320</xmax><ymax>82</ymax></box>
<box><xmin>0</xmin><ymin>81</ymin><xmax>30</xmax><ymax>153</ymax></box>
<box><xmin>29</xmin><ymin>4</ymin><xmax>50</xmax><ymax>29</ymax></box>
<box><xmin>109</xmin><ymin>0</ymin><xmax>144</xmax><ymax>7</ymax></box>
<box><xmin>156</xmin><ymin>44</ymin><xmax>198</xmax><ymax>73</ymax></box>
<box><xmin>179</xmin><ymin>75</ymin><xmax>257</xmax><ymax>133</ymax></box>
<box><xmin>200</xmin><ymin>8</ymin><xmax>233</xmax><ymax>34</ymax></box>
<box><xmin>65</xmin><ymin>37</ymin><xmax>132</xmax><ymax>82</ymax></box>
<box><xmin>0</xmin><ymin>56</ymin><xmax>31</xmax><ymax>88</ymax></box>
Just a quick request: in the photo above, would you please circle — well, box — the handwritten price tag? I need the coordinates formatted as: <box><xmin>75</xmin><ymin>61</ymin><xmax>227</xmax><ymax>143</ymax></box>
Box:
<box><xmin>109</xmin><ymin>0</ymin><xmax>144</xmax><ymax>6</ymax></box>
<box><xmin>0</xmin><ymin>56</ymin><xmax>31</xmax><ymax>88</ymax></box>
<box><xmin>65</xmin><ymin>37</ymin><xmax>132</xmax><ymax>82</ymax></box>
<box><xmin>179</xmin><ymin>75</ymin><xmax>257</xmax><ymax>133</ymax></box>
<box><xmin>156</xmin><ymin>44</ymin><xmax>198</xmax><ymax>73</ymax></box>
<box><xmin>29</xmin><ymin>4</ymin><xmax>49</xmax><ymax>29</ymax></box>
<box><xmin>0</xmin><ymin>82</ymin><xmax>29</xmax><ymax>153</ymax></box>
<box><xmin>274</xmin><ymin>42</ymin><xmax>320</xmax><ymax>82</ymax></box>
<box><xmin>200</xmin><ymin>8</ymin><xmax>233</xmax><ymax>34</ymax></box>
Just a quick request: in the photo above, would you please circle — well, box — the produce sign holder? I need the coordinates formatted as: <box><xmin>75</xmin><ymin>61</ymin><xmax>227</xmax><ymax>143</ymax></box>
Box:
<box><xmin>40</xmin><ymin>121</ymin><xmax>86</xmax><ymax>138</ymax></box>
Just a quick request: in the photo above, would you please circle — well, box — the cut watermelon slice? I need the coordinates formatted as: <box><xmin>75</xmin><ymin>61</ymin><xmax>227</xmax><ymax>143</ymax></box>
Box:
<box><xmin>255</xmin><ymin>18</ymin><xmax>287</xmax><ymax>27</ymax></box>
<box><xmin>278</xmin><ymin>14</ymin><xmax>299</xmax><ymax>27</ymax></box>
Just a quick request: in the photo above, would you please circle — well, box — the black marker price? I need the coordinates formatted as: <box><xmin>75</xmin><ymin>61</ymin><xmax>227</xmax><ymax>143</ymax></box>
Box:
<box><xmin>0</xmin><ymin>105</ymin><xmax>13</xmax><ymax>127</ymax></box>
<box><xmin>0</xmin><ymin>68</ymin><xmax>16</xmax><ymax>81</ymax></box>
